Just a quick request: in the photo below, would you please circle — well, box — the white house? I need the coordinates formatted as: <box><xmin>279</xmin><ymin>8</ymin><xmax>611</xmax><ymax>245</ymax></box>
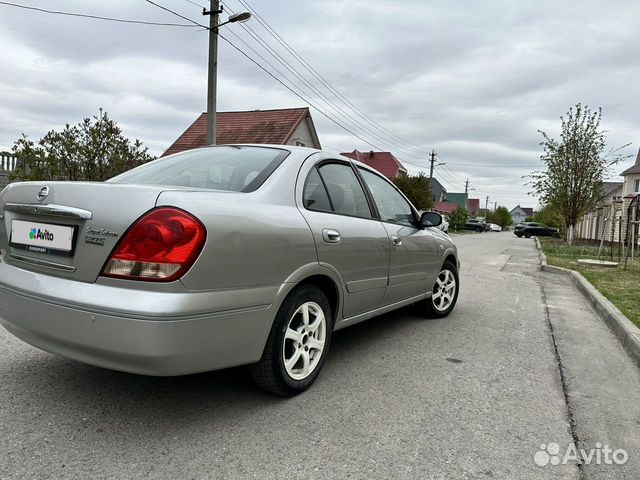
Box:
<box><xmin>510</xmin><ymin>205</ymin><xmax>534</xmax><ymax>225</ymax></box>
<box><xmin>576</xmin><ymin>146</ymin><xmax>640</xmax><ymax>243</ymax></box>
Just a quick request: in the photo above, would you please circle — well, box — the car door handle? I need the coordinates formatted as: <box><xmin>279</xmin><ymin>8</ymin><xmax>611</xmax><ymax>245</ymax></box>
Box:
<box><xmin>391</xmin><ymin>235</ymin><xmax>402</xmax><ymax>246</ymax></box>
<box><xmin>322</xmin><ymin>228</ymin><xmax>341</xmax><ymax>243</ymax></box>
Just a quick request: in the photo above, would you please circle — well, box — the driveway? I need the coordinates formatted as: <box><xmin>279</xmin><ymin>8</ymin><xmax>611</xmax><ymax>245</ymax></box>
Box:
<box><xmin>0</xmin><ymin>232</ymin><xmax>637</xmax><ymax>479</ymax></box>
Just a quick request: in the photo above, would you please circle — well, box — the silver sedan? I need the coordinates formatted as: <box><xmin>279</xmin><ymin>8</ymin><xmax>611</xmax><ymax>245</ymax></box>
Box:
<box><xmin>0</xmin><ymin>145</ymin><xmax>459</xmax><ymax>396</ymax></box>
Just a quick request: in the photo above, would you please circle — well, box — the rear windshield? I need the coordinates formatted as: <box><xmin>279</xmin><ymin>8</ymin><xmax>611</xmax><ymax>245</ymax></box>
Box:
<box><xmin>109</xmin><ymin>146</ymin><xmax>289</xmax><ymax>192</ymax></box>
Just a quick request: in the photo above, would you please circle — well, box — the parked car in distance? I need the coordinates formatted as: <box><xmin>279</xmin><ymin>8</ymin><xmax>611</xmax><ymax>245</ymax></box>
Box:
<box><xmin>514</xmin><ymin>222</ymin><xmax>560</xmax><ymax>238</ymax></box>
<box><xmin>439</xmin><ymin>216</ymin><xmax>450</xmax><ymax>234</ymax></box>
<box><xmin>0</xmin><ymin>145</ymin><xmax>460</xmax><ymax>397</ymax></box>
<box><xmin>419</xmin><ymin>211</ymin><xmax>449</xmax><ymax>234</ymax></box>
<box><xmin>488</xmin><ymin>223</ymin><xmax>502</xmax><ymax>232</ymax></box>
<box><xmin>463</xmin><ymin>218</ymin><xmax>489</xmax><ymax>232</ymax></box>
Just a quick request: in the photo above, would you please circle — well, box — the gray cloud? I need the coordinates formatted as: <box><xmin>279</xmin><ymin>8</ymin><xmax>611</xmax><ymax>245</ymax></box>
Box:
<box><xmin>0</xmin><ymin>0</ymin><xmax>638</xmax><ymax>209</ymax></box>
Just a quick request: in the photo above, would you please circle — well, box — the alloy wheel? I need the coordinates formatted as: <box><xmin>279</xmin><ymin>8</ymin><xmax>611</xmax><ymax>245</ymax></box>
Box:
<box><xmin>282</xmin><ymin>301</ymin><xmax>326</xmax><ymax>380</ymax></box>
<box><xmin>432</xmin><ymin>269</ymin><xmax>456</xmax><ymax>312</ymax></box>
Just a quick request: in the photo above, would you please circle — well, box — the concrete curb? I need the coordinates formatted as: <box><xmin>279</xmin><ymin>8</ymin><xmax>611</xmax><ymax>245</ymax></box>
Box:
<box><xmin>535</xmin><ymin>238</ymin><xmax>640</xmax><ymax>368</ymax></box>
<box><xmin>534</xmin><ymin>237</ymin><xmax>547</xmax><ymax>269</ymax></box>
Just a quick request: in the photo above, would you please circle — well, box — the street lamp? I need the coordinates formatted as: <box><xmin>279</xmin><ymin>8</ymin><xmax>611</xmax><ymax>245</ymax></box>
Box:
<box><xmin>204</xmin><ymin>2</ymin><xmax>251</xmax><ymax>145</ymax></box>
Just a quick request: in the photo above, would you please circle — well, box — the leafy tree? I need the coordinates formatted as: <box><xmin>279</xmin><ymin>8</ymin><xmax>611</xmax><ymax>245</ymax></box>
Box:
<box><xmin>486</xmin><ymin>206</ymin><xmax>513</xmax><ymax>229</ymax></box>
<box><xmin>392</xmin><ymin>172</ymin><xmax>433</xmax><ymax>211</ymax></box>
<box><xmin>530</xmin><ymin>204</ymin><xmax>564</xmax><ymax>233</ymax></box>
<box><xmin>448</xmin><ymin>206</ymin><xmax>468</xmax><ymax>231</ymax></box>
<box><xmin>529</xmin><ymin>104</ymin><xmax>627</xmax><ymax>243</ymax></box>
<box><xmin>10</xmin><ymin>109</ymin><xmax>153</xmax><ymax>182</ymax></box>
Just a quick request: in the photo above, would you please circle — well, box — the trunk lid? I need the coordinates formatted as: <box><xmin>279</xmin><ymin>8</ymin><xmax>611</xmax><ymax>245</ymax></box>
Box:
<box><xmin>0</xmin><ymin>181</ymin><xmax>167</xmax><ymax>283</ymax></box>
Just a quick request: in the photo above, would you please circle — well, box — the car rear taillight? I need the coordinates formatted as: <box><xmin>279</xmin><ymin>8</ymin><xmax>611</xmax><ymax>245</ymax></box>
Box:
<box><xmin>101</xmin><ymin>207</ymin><xmax>206</xmax><ymax>282</ymax></box>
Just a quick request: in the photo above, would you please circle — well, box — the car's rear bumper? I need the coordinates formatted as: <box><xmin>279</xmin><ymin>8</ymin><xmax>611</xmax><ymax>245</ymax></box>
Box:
<box><xmin>0</xmin><ymin>261</ymin><xmax>277</xmax><ymax>376</ymax></box>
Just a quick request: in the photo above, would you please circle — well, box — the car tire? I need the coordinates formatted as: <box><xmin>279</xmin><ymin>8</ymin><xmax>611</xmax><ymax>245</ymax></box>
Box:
<box><xmin>249</xmin><ymin>285</ymin><xmax>332</xmax><ymax>396</ymax></box>
<box><xmin>524</xmin><ymin>232</ymin><xmax>531</xmax><ymax>238</ymax></box>
<box><xmin>476</xmin><ymin>227</ymin><xmax>483</xmax><ymax>233</ymax></box>
<box><xmin>421</xmin><ymin>261</ymin><xmax>459</xmax><ymax>318</ymax></box>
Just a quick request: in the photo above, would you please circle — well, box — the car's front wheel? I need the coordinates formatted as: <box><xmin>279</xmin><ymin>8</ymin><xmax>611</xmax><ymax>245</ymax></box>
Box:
<box><xmin>524</xmin><ymin>231</ymin><xmax>532</xmax><ymax>238</ymax></box>
<box><xmin>249</xmin><ymin>285</ymin><xmax>332</xmax><ymax>396</ymax></box>
<box><xmin>422</xmin><ymin>261</ymin><xmax>459</xmax><ymax>318</ymax></box>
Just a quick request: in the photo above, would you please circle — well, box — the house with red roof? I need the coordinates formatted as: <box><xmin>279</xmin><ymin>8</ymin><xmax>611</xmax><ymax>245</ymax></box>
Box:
<box><xmin>433</xmin><ymin>201</ymin><xmax>459</xmax><ymax>215</ymax></box>
<box><xmin>163</xmin><ymin>107</ymin><xmax>321</xmax><ymax>156</ymax></box>
<box><xmin>340</xmin><ymin>150</ymin><xmax>407</xmax><ymax>180</ymax></box>
<box><xmin>468</xmin><ymin>198</ymin><xmax>480</xmax><ymax>216</ymax></box>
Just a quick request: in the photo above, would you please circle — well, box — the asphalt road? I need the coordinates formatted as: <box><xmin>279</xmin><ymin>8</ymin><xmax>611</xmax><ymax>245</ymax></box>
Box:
<box><xmin>0</xmin><ymin>232</ymin><xmax>638</xmax><ymax>479</ymax></box>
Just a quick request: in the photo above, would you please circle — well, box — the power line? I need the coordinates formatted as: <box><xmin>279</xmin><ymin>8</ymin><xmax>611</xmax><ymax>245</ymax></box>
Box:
<box><xmin>221</xmin><ymin>1</ymin><xmax>430</xmax><ymax>158</ymax></box>
<box><xmin>444</xmin><ymin>162</ymin><xmax>541</xmax><ymax>168</ymax></box>
<box><xmin>0</xmin><ymin>0</ymin><xmax>200</xmax><ymax>27</ymax></box>
<box><xmin>218</xmin><ymin>33</ymin><xmax>391</xmax><ymax>152</ymax></box>
<box><xmin>144</xmin><ymin>0</ymin><xmax>207</xmax><ymax>28</ymax></box>
<box><xmin>146</xmin><ymin>0</ymin><xmax>426</xmax><ymax>157</ymax></box>
<box><xmin>182</xmin><ymin>0</ymin><xmax>207</xmax><ymax>9</ymax></box>
<box><xmin>141</xmin><ymin>0</ymin><xmax>391</xmax><ymax>152</ymax></box>
<box><xmin>147</xmin><ymin>0</ymin><xmax>433</xmax><ymax>161</ymax></box>
<box><xmin>227</xmin><ymin>0</ymin><xmax>430</xmax><ymax>156</ymax></box>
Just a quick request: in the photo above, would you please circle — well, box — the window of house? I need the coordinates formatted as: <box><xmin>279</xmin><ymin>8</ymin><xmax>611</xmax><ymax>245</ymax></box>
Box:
<box><xmin>358</xmin><ymin>168</ymin><xmax>415</xmax><ymax>227</ymax></box>
<box><xmin>316</xmin><ymin>163</ymin><xmax>372</xmax><ymax>218</ymax></box>
<box><xmin>295</xmin><ymin>141</ymin><xmax>305</xmax><ymax>147</ymax></box>
<box><xmin>635</xmin><ymin>179</ymin><xmax>640</xmax><ymax>193</ymax></box>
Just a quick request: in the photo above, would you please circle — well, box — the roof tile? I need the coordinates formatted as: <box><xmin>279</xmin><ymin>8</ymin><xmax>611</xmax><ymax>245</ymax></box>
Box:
<box><xmin>163</xmin><ymin>108</ymin><xmax>310</xmax><ymax>156</ymax></box>
<box><xmin>340</xmin><ymin>150</ymin><xmax>407</xmax><ymax>179</ymax></box>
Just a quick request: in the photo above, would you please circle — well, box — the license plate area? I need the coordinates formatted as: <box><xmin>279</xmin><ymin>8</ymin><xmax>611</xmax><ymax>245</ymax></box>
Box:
<box><xmin>10</xmin><ymin>219</ymin><xmax>78</xmax><ymax>257</ymax></box>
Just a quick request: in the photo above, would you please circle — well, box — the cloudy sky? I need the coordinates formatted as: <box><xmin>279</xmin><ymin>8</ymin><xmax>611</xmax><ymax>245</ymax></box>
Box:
<box><xmin>0</xmin><ymin>0</ymin><xmax>638</xmax><ymax>208</ymax></box>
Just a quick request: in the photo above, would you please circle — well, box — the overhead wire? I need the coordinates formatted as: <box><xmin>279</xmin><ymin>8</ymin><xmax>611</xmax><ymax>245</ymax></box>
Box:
<box><xmin>4</xmin><ymin>0</ymin><xmax>533</xmax><ymax>206</ymax></box>
<box><xmin>0</xmin><ymin>0</ymin><xmax>200</xmax><ymax>27</ymax></box>
<box><xmin>221</xmin><ymin>1</ymin><xmax>431</xmax><ymax>159</ymax></box>
<box><xmin>144</xmin><ymin>0</ymin><xmax>207</xmax><ymax>27</ymax></box>
<box><xmin>181</xmin><ymin>0</ymin><xmax>207</xmax><ymax>9</ymax></box>
<box><xmin>142</xmin><ymin>0</ymin><xmax>396</xmax><ymax>151</ymax></box>
<box><xmin>217</xmin><ymin>33</ymin><xmax>391</xmax><ymax>152</ymax></box>
<box><xmin>147</xmin><ymin>0</ymin><xmax>439</xmax><ymax>167</ymax></box>
<box><xmin>227</xmin><ymin>0</ymin><xmax>430</xmax><ymax>156</ymax></box>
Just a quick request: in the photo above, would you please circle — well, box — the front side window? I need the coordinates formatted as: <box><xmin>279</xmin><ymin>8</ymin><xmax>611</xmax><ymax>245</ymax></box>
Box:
<box><xmin>109</xmin><ymin>146</ymin><xmax>288</xmax><ymax>193</ymax></box>
<box><xmin>316</xmin><ymin>163</ymin><xmax>372</xmax><ymax>218</ymax></box>
<box><xmin>359</xmin><ymin>168</ymin><xmax>415</xmax><ymax>226</ymax></box>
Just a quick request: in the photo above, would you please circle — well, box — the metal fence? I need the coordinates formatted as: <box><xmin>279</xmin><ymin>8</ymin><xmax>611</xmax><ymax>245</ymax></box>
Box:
<box><xmin>0</xmin><ymin>151</ymin><xmax>17</xmax><ymax>171</ymax></box>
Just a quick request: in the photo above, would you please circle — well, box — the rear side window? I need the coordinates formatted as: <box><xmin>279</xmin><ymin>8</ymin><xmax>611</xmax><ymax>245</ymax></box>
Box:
<box><xmin>303</xmin><ymin>168</ymin><xmax>332</xmax><ymax>212</ymax></box>
<box><xmin>315</xmin><ymin>163</ymin><xmax>372</xmax><ymax>218</ymax></box>
<box><xmin>109</xmin><ymin>146</ymin><xmax>288</xmax><ymax>192</ymax></box>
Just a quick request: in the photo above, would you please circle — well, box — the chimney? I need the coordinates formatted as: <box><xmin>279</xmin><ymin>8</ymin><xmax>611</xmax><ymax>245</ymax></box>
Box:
<box><xmin>369</xmin><ymin>151</ymin><xmax>374</xmax><ymax>157</ymax></box>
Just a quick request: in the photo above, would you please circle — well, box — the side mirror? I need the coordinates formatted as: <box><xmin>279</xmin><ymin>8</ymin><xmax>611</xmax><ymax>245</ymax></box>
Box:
<box><xmin>420</xmin><ymin>211</ymin><xmax>442</xmax><ymax>228</ymax></box>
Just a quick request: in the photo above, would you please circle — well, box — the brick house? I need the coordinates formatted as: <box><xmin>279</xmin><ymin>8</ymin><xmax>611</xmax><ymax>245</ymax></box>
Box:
<box><xmin>163</xmin><ymin>107</ymin><xmax>321</xmax><ymax>156</ymax></box>
<box><xmin>340</xmin><ymin>150</ymin><xmax>407</xmax><ymax>180</ymax></box>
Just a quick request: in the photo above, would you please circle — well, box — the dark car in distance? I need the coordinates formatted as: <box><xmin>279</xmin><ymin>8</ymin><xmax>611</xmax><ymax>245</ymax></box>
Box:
<box><xmin>463</xmin><ymin>218</ymin><xmax>489</xmax><ymax>232</ymax></box>
<box><xmin>514</xmin><ymin>222</ymin><xmax>560</xmax><ymax>238</ymax></box>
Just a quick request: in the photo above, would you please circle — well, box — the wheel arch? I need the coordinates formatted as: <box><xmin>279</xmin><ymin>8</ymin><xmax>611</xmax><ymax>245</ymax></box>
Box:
<box><xmin>444</xmin><ymin>253</ymin><xmax>457</xmax><ymax>267</ymax></box>
<box><xmin>274</xmin><ymin>263</ymin><xmax>344</xmax><ymax>327</ymax></box>
<box><xmin>297</xmin><ymin>274</ymin><xmax>340</xmax><ymax>325</ymax></box>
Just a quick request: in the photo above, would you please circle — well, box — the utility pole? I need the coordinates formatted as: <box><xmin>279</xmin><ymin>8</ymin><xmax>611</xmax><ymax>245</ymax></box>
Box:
<box><xmin>494</xmin><ymin>201</ymin><xmax>497</xmax><ymax>211</ymax></box>
<box><xmin>464</xmin><ymin>179</ymin><xmax>470</xmax><ymax>212</ymax></box>
<box><xmin>205</xmin><ymin>0</ymin><xmax>222</xmax><ymax>145</ymax></box>
<box><xmin>485</xmin><ymin>196</ymin><xmax>490</xmax><ymax>218</ymax></box>
<box><xmin>429</xmin><ymin>149</ymin><xmax>436</xmax><ymax>178</ymax></box>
